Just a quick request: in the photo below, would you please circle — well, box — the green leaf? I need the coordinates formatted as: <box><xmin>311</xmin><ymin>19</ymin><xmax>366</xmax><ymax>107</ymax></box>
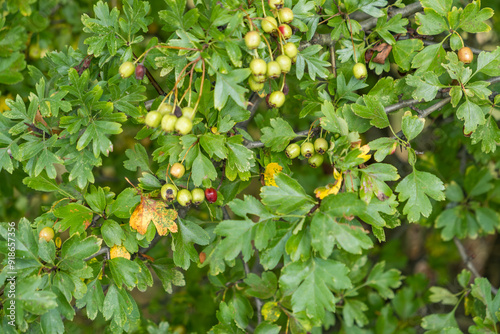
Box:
<box><xmin>320</xmin><ymin>101</ymin><xmax>349</xmax><ymax>135</ymax></box>
<box><xmin>421</xmin><ymin>311</ymin><xmax>459</xmax><ymax>331</ymax></box>
<box><xmin>392</xmin><ymin>39</ymin><xmax>424</xmax><ymax>71</ymax></box>
<box><xmin>470</xmin><ymin>277</ymin><xmax>499</xmax><ymax>323</ymax></box>
<box><xmin>84</xmin><ymin>185</ymin><xmax>107</xmax><ymax>212</ymax></box>
<box><xmin>429</xmin><ymin>287</ymin><xmax>459</xmax><ymax>305</ymax></box>
<box><xmin>260</xmin><ymin>118</ymin><xmax>297</xmax><ymax>152</ymax></box>
<box><xmin>470</xmin><ymin>116</ymin><xmax>500</xmax><ymax>153</ymax></box>
<box><xmin>343</xmin><ymin>299</ymin><xmax>369</xmax><ymax>327</ymax></box>
<box><xmin>109</xmin><ymin>188</ymin><xmax>141</xmax><ymax>219</ymax></box>
<box><xmin>279</xmin><ymin>258</ymin><xmax>351</xmax><ymax>322</ymax></box>
<box><xmin>214</xmin><ymin>218</ymin><xmax>254</xmax><ymax>262</ymax></box>
<box><xmin>254</xmin><ymin>322</ymin><xmax>281</xmax><ymax>334</ymax></box>
<box><xmin>150</xmin><ymin>258</ymin><xmax>185</xmax><ymax>293</ymax></box>
<box><xmin>200</xmin><ymin>133</ymin><xmax>228</xmax><ymax>159</ymax></box>
<box><xmin>459</xmin><ymin>2</ymin><xmax>494</xmax><ymax>33</ymax></box>
<box><xmin>420</xmin><ymin>0</ymin><xmax>452</xmax><ymax>16</ymax></box>
<box><xmin>295</xmin><ymin>45</ymin><xmax>330</xmax><ymax>80</ymax></box>
<box><xmin>401</xmin><ymin>111</ymin><xmax>426</xmax><ymax>141</ymax></box>
<box><xmin>59</xmin><ymin>234</ymin><xmax>102</xmax><ymax>271</ymax></box>
<box><xmin>172</xmin><ymin>217</ymin><xmax>210</xmax><ymax>270</ymax></box>
<box><xmin>159</xmin><ymin>0</ymin><xmax>198</xmax><ymax>32</ymax></box>
<box><xmin>395</xmin><ymin>168</ymin><xmax>445</xmax><ymax>222</ymax></box>
<box><xmin>244</xmin><ymin>272</ymin><xmax>278</xmax><ymax>300</ymax></box>
<box><xmin>214</xmin><ymin>69</ymin><xmax>250</xmax><ymax>110</ymax></box>
<box><xmin>124</xmin><ymin>143</ymin><xmax>152</xmax><ymax>173</ymax></box>
<box><xmin>191</xmin><ymin>150</ymin><xmax>217</xmax><ymax>187</ymax></box>
<box><xmin>75</xmin><ymin>278</ymin><xmax>105</xmax><ymax>320</ymax></box>
<box><xmin>412</xmin><ymin>43</ymin><xmax>446</xmax><ymax>75</ymax></box>
<box><xmin>22</xmin><ymin>173</ymin><xmax>73</xmax><ymax>197</ymax></box>
<box><xmin>457</xmin><ymin>99</ymin><xmax>486</xmax><ymax>134</ymax></box>
<box><xmin>351</xmin><ymin>95</ymin><xmax>390</xmax><ymax>129</ymax></box>
<box><xmin>369</xmin><ymin>137</ymin><xmax>398</xmax><ymax>162</ymax></box>
<box><xmin>226</xmin><ymin>136</ymin><xmax>255</xmax><ymax>175</ymax></box>
<box><xmin>406</xmin><ymin>72</ymin><xmax>443</xmax><ymax>102</ymax></box>
<box><xmin>261</xmin><ymin>173</ymin><xmax>316</xmax><ymax>215</ymax></box>
<box><xmin>53</xmin><ymin>203</ymin><xmax>94</xmax><ymax>235</ymax></box>
<box><xmin>366</xmin><ymin>262</ymin><xmax>403</xmax><ymax>299</ymax></box>
<box><xmin>77</xmin><ymin>120</ymin><xmax>123</xmax><ymax>158</ymax></box>
<box><xmin>17</xmin><ymin>276</ymin><xmax>57</xmax><ymax>315</ymax></box>
<box><xmin>374</xmin><ymin>14</ymin><xmax>408</xmax><ymax>44</ymax></box>
<box><xmin>134</xmin><ymin>257</ymin><xmax>153</xmax><ymax>292</ymax></box>
<box><xmin>108</xmin><ymin>257</ymin><xmax>141</xmax><ymax>289</ymax></box>
<box><xmin>416</xmin><ymin>9</ymin><xmax>449</xmax><ymax>35</ymax></box>
<box><xmin>102</xmin><ymin>284</ymin><xmax>136</xmax><ymax>327</ymax></box>
<box><xmin>101</xmin><ymin>220</ymin><xmax>126</xmax><ymax>247</ymax></box>
<box><xmin>41</xmin><ymin>308</ymin><xmax>65</xmax><ymax>334</ymax></box>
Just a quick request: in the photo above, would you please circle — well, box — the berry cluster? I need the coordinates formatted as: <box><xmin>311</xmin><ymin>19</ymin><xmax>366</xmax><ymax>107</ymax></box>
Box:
<box><xmin>144</xmin><ymin>103</ymin><xmax>194</xmax><ymax>135</ymax></box>
<box><xmin>119</xmin><ymin>61</ymin><xmax>146</xmax><ymax>80</ymax></box>
<box><xmin>161</xmin><ymin>182</ymin><xmax>217</xmax><ymax>207</ymax></box>
<box><xmin>286</xmin><ymin>137</ymin><xmax>329</xmax><ymax>168</ymax></box>
<box><xmin>245</xmin><ymin>0</ymin><xmax>298</xmax><ymax>108</ymax></box>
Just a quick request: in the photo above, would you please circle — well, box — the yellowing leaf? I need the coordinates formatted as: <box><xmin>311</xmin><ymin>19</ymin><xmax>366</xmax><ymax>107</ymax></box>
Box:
<box><xmin>110</xmin><ymin>245</ymin><xmax>131</xmax><ymax>260</ymax></box>
<box><xmin>315</xmin><ymin>169</ymin><xmax>344</xmax><ymax>199</ymax></box>
<box><xmin>264</xmin><ymin>163</ymin><xmax>283</xmax><ymax>187</ymax></box>
<box><xmin>357</xmin><ymin>144</ymin><xmax>372</xmax><ymax>163</ymax></box>
<box><xmin>129</xmin><ymin>197</ymin><xmax>178</xmax><ymax>236</ymax></box>
<box><xmin>261</xmin><ymin>301</ymin><xmax>281</xmax><ymax>322</ymax></box>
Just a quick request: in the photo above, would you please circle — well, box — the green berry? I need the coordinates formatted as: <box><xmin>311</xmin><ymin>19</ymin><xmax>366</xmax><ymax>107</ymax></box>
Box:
<box><xmin>145</xmin><ymin>111</ymin><xmax>162</xmax><ymax>128</ymax></box>
<box><xmin>161</xmin><ymin>114</ymin><xmax>177</xmax><ymax>132</ymax></box>
<box><xmin>283</xmin><ymin>42</ymin><xmax>298</xmax><ymax>58</ymax></box>
<box><xmin>278</xmin><ymin>7</ymin><xmax>294</xmax><ymax>24</ymax></box>
<box><xmin>161</xmin><ymin>184</ymin><xmax>178</xmax><ymax>202</ymax></box>
<box><xmin>191</xmin><ymin>188</ymin><xmax>205</xmax><ymax>205</ymax></box>
<box><xmin>268</xmin><ymin>91</ymin><xmax>285</xmax><ymax>108</ymax></box>
<box><xmin>301</xmin><ymin>142</ymin><xmax>314</xmax><ymax>158</ymax></box>
<box><xmin>268</xmin><ymin>0</ymin><xmax>284</xmax><ymax>9</ymax></box>
<box><xmin>308</xmin><ymin>154</ymin><xmax>324</xmax><ymax>168</ymax></box>
<box><xmin>158</xmin><ymin>103</ymin><xmax>173</xmax><ymax>115</ymax></box>
<box><xmin>175</xmin><ymin>116</ymin><xmax>193</xmax><ymax>135</ymax></box>
<box><xmin>285</xmin><ymin>143</ymin><xmax>300</xmax><ymax>159</ymax></box>
<box><xmin>250</xmin><ymin>58</ymin><xmax>267</xmax><ymax>77</ymax></box>
<box><xmin>249</xmin><ymin>76</ymin><xmax>264</xmax><ymax>92</ymax></box>
<box><xmin>314</xmin><ymin>138</ymin><xmax>328</xmax><ymax>155</ymax></box>
<box><xmin>353</xmin><ymin>63</ymin><xmax>367</xmax><ymax>80</ymax></box>
<box><xmin>262</xmin><ymin>16</ymin><xmax>278</xmax><ymax>33</ymax></box>
<box><xmin>177</xmin><ymin>189</ymin><xmax>192</xmax><ymax>206</ymax></box>
<box><xmin>267</xmin><ymin>61</ymin><xmax>281</xmax><ymax>79</ymax></box>
<box><xmin>119</xmin><ymin>61</ymin><xmax>135</xmax><ymax>78</ymax></box>
<box><xmin>276</xmin><ymin>55</ymin><xmax>291</xmax><ymax>74</ymax></box>
<box><xmin>245</xmin><ymin>31</ymin><xmax>261</xmax><ymax>49</ymax></box>
<box><xmin>182</xmin><ymin>106</ymin><xmax>196</xmax><ymax>120</ymax></box>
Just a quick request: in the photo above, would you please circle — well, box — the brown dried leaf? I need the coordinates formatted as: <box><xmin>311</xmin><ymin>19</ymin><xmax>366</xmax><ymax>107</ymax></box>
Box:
<box><xmin>129</xmin><ymin>197</ymin><xmax>178</xmax><ymax>235</ymax></box>
<box><xmin>35</xmin><ymin>110</ymin><xmax>48</xmax><ymax>127</ymax></box>
<box><xmin>370</xmin><ymin>43</ymin><xmax>392</xmax><ymax>64</ymax></box>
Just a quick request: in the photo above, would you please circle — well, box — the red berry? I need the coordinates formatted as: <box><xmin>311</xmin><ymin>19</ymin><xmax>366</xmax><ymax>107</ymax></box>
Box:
<box><xmin>278</xmin><ymin>24</ymin><xmax>292</xmax><ymax>39</ymax></box>
<box><xmin>135</xmin><ymin>63</ymin><xmax>146</xmax><ymax>80</ymax></box>
<box><xmin>205</xmin><ymin>188</ymin><xmax>217</xmax><ymax>203</ymax></box>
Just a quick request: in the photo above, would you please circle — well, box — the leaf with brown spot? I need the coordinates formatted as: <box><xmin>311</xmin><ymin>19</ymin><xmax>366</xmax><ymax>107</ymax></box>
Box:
<box><xmin>129</xmin><ymin>197</ymin><xmax>178</xmax><ymax>236</ymax></box>
<box><xmin>370</xmin><ymin>43</ymin><xmax>393</xmax><ymax>64</ymax></box>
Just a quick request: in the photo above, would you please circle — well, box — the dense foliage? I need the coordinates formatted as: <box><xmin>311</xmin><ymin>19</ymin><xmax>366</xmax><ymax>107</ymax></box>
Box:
<box><xmin>1</xmin><ymin>0</ymin><xmax>500</xmax><ymax>333</ymax></box>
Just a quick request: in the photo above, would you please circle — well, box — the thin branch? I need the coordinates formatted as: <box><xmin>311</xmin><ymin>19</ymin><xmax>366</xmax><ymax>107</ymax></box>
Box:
<box><xmin>84</xmin><ymin>246</ymin><xmax>109</xmax><ymax>262</ymax></box>
<box><xmin>236</xmin><ymin>93</ymin><xmax>262</xmax><ymax>130</ymax></box>
<box><xmin>243</xmin><ymin>128</ymin><xmax>312</xmax><ymax>149</ymax></box>
<box><xmin>453</xmin><ymin>237</ymin><xmax>498</xmax><ymax>295</ymax></box>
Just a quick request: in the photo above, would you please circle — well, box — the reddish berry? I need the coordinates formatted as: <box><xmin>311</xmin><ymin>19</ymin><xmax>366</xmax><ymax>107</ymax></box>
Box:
<box><xmin>135</xmin><ymin>63</ymin><xmax>146</xmax><ymax>80</ymax></box>
<box><xmin>205</xmin><ymin>188</ymin><xmax>217</xmax><ymax>203</ymax></box>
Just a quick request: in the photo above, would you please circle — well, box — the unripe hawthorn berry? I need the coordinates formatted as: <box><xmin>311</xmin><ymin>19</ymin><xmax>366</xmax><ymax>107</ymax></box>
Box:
<box><xmin>262</xmin><ymin>16</ymin><xmax>278</xmax><ymax>33</ymax></box>
<box><xmin>191</xmin><ymin>188</ymin><xmax>205</xmax><ymax>205</ymax></box>
<box><xmin>314</xmin><ymin>138</ymin><xmax>328</xmax><ymax>154</ymax></box>
<box><xmin>250</xmin><ymin>58</ymin><xmax>267</xmax><ymax>78</ymax></box>
<box><xmin>278</xmin><ymin>7</ymin><xmax>294</xmax><ymax>24</ymax></box>
<box><xmin>268</xmin><ymin>0</ymin><xmax>284</xmax><ymax>9</ymax></box>
<box><xmin>458</xmin><ymin>47</ymin><xmax>473</xmax><ymax>64</ymax></box>
<box><xmin>353</xmin><ymin>62</ymin><xmax>368</xmax><ymax>80</ymax></box>
<box><xmin>285</xmin><ymin>143</ymin><xmax>300</xmax><ymax>159</ymax></box>
<box><xmin>161</xmin><ymin>183</ymin><xmax>178</xmax><ymax>202</ymax></box>
<box><xmin>182</xmin><ymin>106</ymin><xmax>196</xmax><ymax>120</ymax></box>
<box><xmin>308</xmin><ymin>154</ymin><xmax>324</xmax><ymax>168</ymax></box>
<box><xmin>145</xmin><ymin>111</ymin><xmax>162</xmax><ymax>128</ymax></box>
<box><xmin>158</xmin><ymin>103</ymin><xmax>173</xmax><ymax>115</ymax></box>
<box><xmin>268</xmin><ymin>91</ymin><xmax>285</xmax><ymax>108</ymax></box>
<box><xmin>245</xmin><ymin>31</ymin><xmax>261</xmax><ymax>49</ymax></box>
<box><xmin>39</xmin><ymin>227</ymin><xmax>55</xmax><ymax>242</ymax></box>
<box><xmin>170</xmin><ymin>163</ymin><xmax>185</xmax><ymax>179</ymax></box>
<box><xmin>276</xmin><ymin>55</ymin><xmax>292</xmax><ymax>73</ymax></box>
<box><xmin>301</xmin><ymin>142</ymin><xmax>314</xmax><ymax>158</ymax></box>
<box><xmin>205</xmin><ymin>188</ymin><xmax>217</xmax><ymax>203</ymax></box>
<box><xmin>283</xmin><ymin>42</ymin><xmax>298</xmax><ymax>59</ymax></box>
<box><xmin>252</xmin><ymin>74</ymin><xmax>266</xmax><ymax>83</ymax></box>
<box><xmin>177</xmin><ymin>189</ymin><xmax>192</xmax><ymax>206</ymax></box>
<box><xmin>248</xmin><ymin>76</ymin><xmax>264</xmax><ymax>92</ymax></box>
<box><xmin>135</xmin><ymin>63</ymin><xmax>146</xmax><ymax>80</ymax></box>
<box><xmin>267</xmin><ymin>61</ymin><xmax>281</xmax><ymax>79</ymax></box>
<box><xmin>119</xmin><ymin>61</ymin><xmax>135</xmax><ymax>78</ymax></box>
<box><xmin>278</xmin><ymin>24</ymin><xmax>292</xmax><ymax>39</ymax></box>
<box><xmin>175</xmin><ymin>116</ymin><xmax>193</xmax><ymax>135</ymax></box>
<box><xmin>162</xmin><ymin>114</ymin><xmax>177</xmax><ymax>132</ymax></box>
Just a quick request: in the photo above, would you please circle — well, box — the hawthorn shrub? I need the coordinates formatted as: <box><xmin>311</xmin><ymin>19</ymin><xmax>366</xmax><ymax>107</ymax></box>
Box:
<box><xmin>1</xmin><ymin>0</ymin><xmax>500</xmax><ymax>333</ymax></box>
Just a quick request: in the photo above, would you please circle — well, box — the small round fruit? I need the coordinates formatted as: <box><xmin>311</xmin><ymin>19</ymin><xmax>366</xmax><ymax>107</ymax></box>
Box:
<box><xmin>278</xmin><ymin>24</ymin><xmax>292</xmax><ymax>39</ymax></box>
<box><xmin>29</xmin><ymin>45</ymin><xmax>42</xmax><ymax>60</ymax></box>
<box><xmin>145</xmin><ymin>111</ymin><xmax>162</xmax><ymax>128</ymax></box>
<box><xmin>248</xmin><ymin>76</ymin><xmax>264</xmax><ymax>92</ymax></box>
<box><xmin>245</xmin><ymin>31</ymin><xmax>261</xmax><ymax>49</ymax></box>
<box><xmin>170</xmin><ymin>162</ymin><xmax>185</xmax><ymax>179</ymax></box>
<box><xmin>39</xmin><ymin>227</ymin><xmax>55</xmax><ymax>242</ymax></box>
<box><xmin>119</xmin><ymin>61</ymin><xmax>135</xmax><ymax>78</ymax></box>
<box><xmin>278</xmin><ymin>7</ymin><xmax>294</xmax><ymax>24</ymax></box>
<box><xmin>353</xmin><ymin>62</ymin><xmax>367</xmax><ymax>80</ymax></box>
<box><xmin>262</xmin><ymin>16</ymin><xmax>278</xmax><ymax>33</ymax></box>
<box><xmin>191</xmin><ymin>188</ymin><xmax>205</xmax><ymax>205</ymax></box>
<box><xmin>284</xmin><ymin>42</ymin><xmax>298</xmax><ymax>58</ymax></box>
<box><xmin>458</xmin><ymin>47</ymin><xmax>473</xmax><ymax>64</ymax></box>
<box><xmin>182</xmin><ymin>106</ymin><xmax>196</xmax><ymax>120</ymax></box>
<box><xmin>268</xmin><ymin>91</ymin><xmax>285</xmax><ymax>108</ymax></box>
<box><xmin>267</xmin><ymin>61</ymin><xmax>281</xmax><ymax>79</ymax></box>
<box><xmin>135</xmin><ymin>63</ymin><xmax>146</xmax><ymax>80</ymax></box>
<box><xmin>199</xmin><ymin>252</ymin><xmax>206</xmax><ymax>264</ymax></box>
<box><xmin>110</xmin><ymin>245</ymin><xmax>131</xmax><ymax>260</ymax></box>
<box><xmin>314</xmin><ymin>138</ymin><xmax>328</xmax><ymax>154</ymax></box>
<box><xmin>250</xmin><ymin>58</ymin><xmax>267</xmax><ymax>77</ymax></box>
<box><xmin>252</xmin><ymin>74</ymin><xmax>266</xmax><ymax>83</ymax></box>
<box><xmin>205</xmin><ymin>188</ymin><xmax>218</xmax><ymax>203</ymax></box>
<box><xmin>161</xmin><ymin>114</ymin><xmax>178</xmax><ymax>132</ymax></box>
<box><xmin>268</xmin><ymin>0</ymin><xmax>284</xmax><ymax>9</ymax></box>
<box><xmin>276</xmin><ymin>55</ymin><xmax>292</xmax><ymax>73</ymax></box>
<box><xmin>158</xmin><ymin>103</ymin><xmax>173</xmax><ymax>115</ymax></box>
<box><xmin>308</xmin><ymin>154</ymin><xmax>324</xmax><ymax>168</ymax></box>
<box><xmin>175</xmin><ymin>116</ymin><xmax>193</xmax><ymax>135</ymax></box>
<box><xmin>285</xmin><ymin>143</ymin><xmax>301</xmax><ymax>159</ymax></box>
<box><xmin>177</xmin><ymin>189</ymin><xmax>193</xmax><ymax>206</ymax></box>
<box><xmin>301</xmin><ymin>142</ymin><xmax>315</xmax><ymax>158</ymax></box>
<box><xmin>161</xmin><ymin>183</ymin><xmax>178</xmax><ymax>202</ymax></box>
